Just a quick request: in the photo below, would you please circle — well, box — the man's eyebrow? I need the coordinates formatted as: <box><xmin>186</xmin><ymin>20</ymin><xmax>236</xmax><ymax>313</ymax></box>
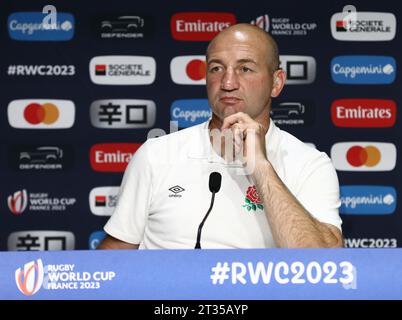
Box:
<box><xmin>207</xmin><ymin>58</ymin><xmax>223</xmax><ymax>65</ymax></box>
<box><xmin>237</xmin><ymin>58</ymin><xmax>257</xmax><ymax>65</ymax></box>
<box><xmin>207</xmin><ymin>58</ymin><xmax>257</xmax><ymax>65</ymax></box>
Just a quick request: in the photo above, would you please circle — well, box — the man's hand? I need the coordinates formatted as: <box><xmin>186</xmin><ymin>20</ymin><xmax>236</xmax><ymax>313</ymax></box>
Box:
<box><xmin>220</xmin><ymin>112</ymin><xmax>343</xmax><ymax>248</ymax></box>
<box><xmin>220</xmin><ymin>112</ymin><xmax>268</xmax><ymax>166</ymax></box>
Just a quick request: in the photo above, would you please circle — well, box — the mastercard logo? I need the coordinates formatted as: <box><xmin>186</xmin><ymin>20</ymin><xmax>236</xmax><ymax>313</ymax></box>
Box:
<box><xmin>8</xmin><ymin>99</ymin><xmax>75</xmax><ymax>129</ymax></box>
<box><xmin>331</xmin><ymin>142</ymin><xmax>396</xmax><ymax>171</ymax></box>
<box><xmin>346</xmin><ymin>145</ymin><xmax>381</xmax><ymax>167</ymax></box>
<box><xmin>170</xmin><ymin>55</ymin><xmax>206</xmax><ymax>85</ymax></box>
<box><xmin>24</xmin><ymin>103</ymin><xmax>60</xmax><ymax>125</ymax></box>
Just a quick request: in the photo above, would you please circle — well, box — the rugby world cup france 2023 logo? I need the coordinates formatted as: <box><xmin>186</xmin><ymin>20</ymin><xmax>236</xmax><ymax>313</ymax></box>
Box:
<box><xmin>15</xmin><ymin>259</ymin><xmax>44</xmax><ymax>296</ymax></box>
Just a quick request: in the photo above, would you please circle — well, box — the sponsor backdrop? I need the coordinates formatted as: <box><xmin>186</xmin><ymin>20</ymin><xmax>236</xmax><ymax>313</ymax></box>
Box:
<box><xmin>0</xmin><ymin>0</ymin><xmax>401</xmax><ymax>251</ymax></box>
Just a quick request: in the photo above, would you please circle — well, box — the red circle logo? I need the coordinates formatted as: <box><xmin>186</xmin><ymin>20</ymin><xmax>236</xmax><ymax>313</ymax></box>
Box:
<box><xmin>186</xmin><ymin>59</ymin><xmax>206</xmax><ymax>81</ymax></box>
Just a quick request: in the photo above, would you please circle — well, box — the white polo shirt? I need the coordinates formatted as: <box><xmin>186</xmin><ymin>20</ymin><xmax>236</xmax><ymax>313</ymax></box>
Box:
<box><xmin>104</xmin><ymin>120</ymin><xmax>342</xmax><ymax>249</ymax></box>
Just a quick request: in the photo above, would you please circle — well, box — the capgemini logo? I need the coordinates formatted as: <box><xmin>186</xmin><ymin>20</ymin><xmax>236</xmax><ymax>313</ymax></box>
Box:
<box><xmin>383</xmin><ymin>64</ymin><xmax>394</xmax><ymax>75</ymax></box>
<box><xmin>7</xmin><ymin>189</ymin><xmax>28</xmax><ymax>215</ymax></box>
<box><xmin>15</xmin><ymin>259</ymin><xmax>44</xmax><ymax>296</ymax></box>
<box><xmin>383</xmin><ymin>194</ymin><xmax>395</xmax><ymax>206</ymax></box>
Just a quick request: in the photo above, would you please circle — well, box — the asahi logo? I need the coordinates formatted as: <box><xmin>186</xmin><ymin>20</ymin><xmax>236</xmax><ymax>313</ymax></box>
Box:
<box><xmin>90</xmin><ymin>99</ymin><xmax>156</xmax><ymax>128</ymax></box>
<box><xmin>8</xmin><ymin>231</ymin><xmax>75</xmax><ymax>251</ymax></box>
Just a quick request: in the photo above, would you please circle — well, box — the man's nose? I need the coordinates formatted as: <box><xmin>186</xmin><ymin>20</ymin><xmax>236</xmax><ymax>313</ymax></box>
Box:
<box><xmin>220</xmin><ymin>69</ymin><xmax>239</xmax><ymax>91</ymax></box>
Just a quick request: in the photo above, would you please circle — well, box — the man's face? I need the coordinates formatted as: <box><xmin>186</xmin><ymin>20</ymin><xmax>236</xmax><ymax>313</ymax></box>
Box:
<box><xmin>206</xmin><ymin>30</ymin><xmax>273</xmax><ymax>122</ymax></box>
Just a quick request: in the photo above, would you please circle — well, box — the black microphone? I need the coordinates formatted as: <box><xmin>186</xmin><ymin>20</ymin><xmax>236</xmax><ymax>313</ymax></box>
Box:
<box><xmin>195</xmin><ymin>172</ymin><xmax>222</xmax><ymax>249</ymax></box>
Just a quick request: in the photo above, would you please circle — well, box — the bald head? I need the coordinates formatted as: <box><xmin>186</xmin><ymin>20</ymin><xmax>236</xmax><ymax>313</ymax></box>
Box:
<box><xmin>206</xmin><ymin>23</ymin><xmax>280</xmax><ymax>73</ymax></box>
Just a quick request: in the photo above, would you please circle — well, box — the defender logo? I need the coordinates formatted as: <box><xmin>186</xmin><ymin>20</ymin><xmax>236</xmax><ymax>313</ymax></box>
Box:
<box><xmin>98</xmin><ymin>15</ymin><xmax>149</xmax><ymax>39</ymax></box>
<box><xmin>271</xmin><ymin>101</ymin><xmax>315</xmax><ymax>126</ymax></box>
<box><xmin>9</xmin><ymin>145</ymin><xmax>73</xmax><ymax>171</ymax></box>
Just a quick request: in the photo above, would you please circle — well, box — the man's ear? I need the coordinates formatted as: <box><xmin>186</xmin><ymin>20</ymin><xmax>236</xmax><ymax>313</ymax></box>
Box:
<box><xmin>271</xmin><ymin>69</ymin><xmax>286</xmax><ymax>98</ymax></box>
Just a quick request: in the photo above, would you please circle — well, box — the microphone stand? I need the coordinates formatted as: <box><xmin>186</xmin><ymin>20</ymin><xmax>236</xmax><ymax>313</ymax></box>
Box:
<box><xmin>195</xmin><ymin>191</ymin><xmax>216</xmax><ymax>249</ymax></box>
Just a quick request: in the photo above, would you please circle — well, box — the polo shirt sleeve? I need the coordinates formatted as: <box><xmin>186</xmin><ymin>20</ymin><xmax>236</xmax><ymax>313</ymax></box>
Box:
<box><xmin>295</xmin><ymin>152</ymin><xmax>343</xmax><ymax>231</ymax></box>
<box><xmin>103</xmin><ymin>141</ymin><xmax>153</xmax><ymax>244</ymax></box>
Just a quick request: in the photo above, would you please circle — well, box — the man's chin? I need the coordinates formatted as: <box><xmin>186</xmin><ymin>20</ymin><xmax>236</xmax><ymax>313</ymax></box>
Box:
<box><xmin>223</xmin><ymin>106</ymin><xmax>239</xmax><ymax>118</ymax></box>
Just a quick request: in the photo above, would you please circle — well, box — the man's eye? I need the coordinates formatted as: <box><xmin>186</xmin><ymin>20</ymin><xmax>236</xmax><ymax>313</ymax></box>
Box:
<box><xmin>241</xmin><ymin>66</ymin><xmax>252</xmax><ymax>72</ymax></box>
<box><xmin>209</xmin><ymin>66</ymin><xmax>222</xmax><ymax>73</ymax></box>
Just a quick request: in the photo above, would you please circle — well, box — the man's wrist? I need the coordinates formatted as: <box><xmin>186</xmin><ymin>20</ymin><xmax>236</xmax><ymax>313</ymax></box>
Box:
<box><xmin>251</xmin><ymin>158</ymin><xmax>272</xmax><ymax>178</ymax></box>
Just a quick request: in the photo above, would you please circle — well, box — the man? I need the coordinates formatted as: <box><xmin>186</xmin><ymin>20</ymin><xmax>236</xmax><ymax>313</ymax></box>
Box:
<box><xmin>98</xmin><ymin>23</ymin><xmax>343</xmax><ymax>250</ymax></box>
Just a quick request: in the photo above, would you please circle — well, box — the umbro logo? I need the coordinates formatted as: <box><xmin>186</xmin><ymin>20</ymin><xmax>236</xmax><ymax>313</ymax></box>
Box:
<box><xmin>169</xmin><ymin>185</ymin><xmax>185</xmax><ymax>197</ymax></box>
